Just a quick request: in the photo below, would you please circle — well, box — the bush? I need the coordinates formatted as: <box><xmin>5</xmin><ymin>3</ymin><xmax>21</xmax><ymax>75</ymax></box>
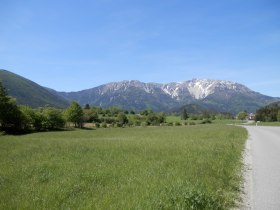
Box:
<box><xmin>101</xmin><ymin>122</ymin><xmax>107</xmax><ymax>128</ymax></box>
<box><xmin>41</xmin><ymin>107</ymin><xmax>65</xmax><ymax>130</ymax></box>
<box><xmin>201</xmin><ymin>119</ymin><xmax>212</xmax><ymax>124</ymax></box>
<box><xmin>133</xmin><ymin>120</ymin><xmax>141</xmax><ymax>126</ymax></box>
<box><xmin>20</xmin><ymin>106</ymin><xmax>36</xmax><ymax>131</ymax></box>
<box><xmin>190</xmin><ymin>115</ymin><xmax>198</xmax><ymax>120</ymax></box>
<box><xmin>141</xmin><ymin>122</ymin><xmax>148</xmax><ymax>127</ymax></box>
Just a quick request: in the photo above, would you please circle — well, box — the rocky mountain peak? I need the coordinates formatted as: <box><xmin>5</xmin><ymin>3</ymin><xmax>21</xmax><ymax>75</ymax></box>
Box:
<box><xmin>186</xmin><ymin>79</ymin><xmax>238</xmax><ymax>99</ymax></box>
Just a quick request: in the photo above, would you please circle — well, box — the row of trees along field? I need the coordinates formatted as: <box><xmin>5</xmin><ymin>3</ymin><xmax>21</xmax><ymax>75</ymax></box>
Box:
<box><xmin>0</xmin><ymin>82</ymin><xmax>82</xmax><ymax>133</ymax></box>
<box><xmin>81</xmin><ymin>105</ymin><xmax>166</xmax><ymax>128</ymax></box>
<box><xmin>0</xmin><ymin>82</ymin><xmax>167</xmax><ymax>133</ymax></box>
<box><xmin>255</xmin><ymin>103</ymin><xmax>280</xmax><ymax>122</ymax></box>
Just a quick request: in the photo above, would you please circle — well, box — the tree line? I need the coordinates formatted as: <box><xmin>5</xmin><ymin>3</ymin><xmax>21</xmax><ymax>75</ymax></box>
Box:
<box><xmin>0</xmin><ymin>82</ymin><xmax>79</xmax><ymax>133</ymax></box>
<box><xmin>0</xmin><ymin>82</ymin><xmax>166</xmax><ymax>133</ymax></box>
<box><xmin>82</xmin><ymin>105</ymin><xmax>166</xmax><ymax>128</ymax></box>
<box><xmin>255</xmin><ymin>103</ymin><xmax>280</xmax><ymax>122</ymax></box>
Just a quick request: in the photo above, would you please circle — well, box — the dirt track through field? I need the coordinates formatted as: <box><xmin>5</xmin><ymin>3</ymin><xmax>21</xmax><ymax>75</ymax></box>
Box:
<box><xmin>243</xmin><ymin>126</ymin><xmax>280</xmax><ymax>210</ymax></box>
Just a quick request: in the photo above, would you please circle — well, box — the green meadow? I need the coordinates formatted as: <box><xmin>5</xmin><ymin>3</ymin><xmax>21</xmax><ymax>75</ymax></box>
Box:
<box><xmin>0</xmin><ymin>125</ymin><xmax>247</xmax><ymax>209</ymax></box>
<box><xmin>256</xmin><ymin>121</ymin><xmax>280</xmax><ymax>126</ymax></box>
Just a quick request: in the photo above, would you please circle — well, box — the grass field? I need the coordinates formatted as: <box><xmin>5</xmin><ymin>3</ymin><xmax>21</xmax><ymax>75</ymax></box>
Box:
<box><xmin>256</xmin><ymin>121</ymin><xmax>280</xmax><ymax>126</ymax></box>
<box><xmin>0</xmin><ymin>125</ymin><xmax>247</xmax><ymax>209</ymax></box>
<box><xmin>166</xmin><ymin>115</ymin><xmax>243</xmax><ymax>125</ymax></box>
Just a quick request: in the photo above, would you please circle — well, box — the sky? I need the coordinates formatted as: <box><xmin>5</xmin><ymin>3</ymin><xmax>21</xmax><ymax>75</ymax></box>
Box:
<box><xmin>1</xmin><ymin>0</ymin><xmax>280</xmax><ymax>96</ymax></box>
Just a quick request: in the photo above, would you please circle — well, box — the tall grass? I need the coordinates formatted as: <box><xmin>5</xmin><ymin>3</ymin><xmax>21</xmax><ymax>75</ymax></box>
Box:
<box><xmin>256</xmin><ymin>121</ymin><xmax>280</xmax><ymax>126</ymax></box>
<box><xmin>0</xmin><ymin>125</ymin><xmax>247</xmax><ymax>209</ymax></box>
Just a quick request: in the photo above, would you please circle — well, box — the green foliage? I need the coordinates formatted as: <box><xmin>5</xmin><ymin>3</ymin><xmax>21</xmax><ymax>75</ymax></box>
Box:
<box><xmin>19</xmin><ymin>106</ymin><xmax>65</xmax><ymax>131</ymax></box>
<box><xmin>65</xmin><ymin>101</ymin><xmax>84</xmax><ymax>128</ymax></box>
<box><xmin>130</xmin><ymin>110</ymin><xmax>135</xmax><ymax>115</ymax></box>
<box><xmin>0</xmin><ymin>81</ymin><xmax>8</xmax><ymax>102</ymax></box>
<box><xmin>20</xmin><ymin>106</ymin><xmax>36</xmax><ymax>130</ymax></box>
<box><xmin>32</xmin><ymin>111</ymin><xmax>46</xmax><ymax>131</ymax></box>
<box><xmin>117</xmin><ymin>112</ymin><xmax>128</xmax><ymax>125</ymax></box>
<box><xmin>110</xmin><ymin>107</ymin><xmax>123</xmax><ymax>115</ymax></box>
<box><xmin>101</xmin><ymin>122</ymin><xmax>107</xmax><ymax>128</ymax></box>
<box><xmin>83</xmin><ymin>108</ymin><xmax>99</xmax><ymax>123</ymax></box>
<box><xmin>255</xmin><ymin>103</ymin><xmax>280</xmax><ymax>122</ymax></box>
<box><xmin>181</xmin><ymin>108</ymin><xmax>188</xmax><ymax>120</ymax></box>
<box><xmin>278</xmin><ymin>110</ymin><xmax>280</xmax><ymax>122</ymax></box>
<box><xmin>140</xmin><ymin>109</ymin><xmax>153</xmax><ymax>116</ymax></box>
<box><xmin>202</xmin><ymin>111</ymin><xmax>211</xmax><ymax>119</ymax></box>
<box><xmin>0</xmin><ymin>125</ymin><xmax>247</xmax><ymax>209</ymax></box>
<box><xmin>144</xmin><ymin>111</ymin><xmax>166</xmax><ymax>126</ymax></box>
<box><xmin>0</xmin><ymin>82</ymin><xmax>23</xmax><ymax>133</ymax></box>
<box><xmin>174</xmin><ymin>122</ymin><xmax>181</xmax><ymax>126</ymax></box>
<box><xmin>0</xmin><ymin>81</ymin><xmax>66</xmax><ymax>133</ymax></box>
<box><xmin>201</xmin><ymin>119</ymin><xmax>212</xmax><ymax>124</ymax></box>
<box><xmin>215</xmin><ymin>113</ymin><xmax>233</xmax><ymax>120</ymax></box>
<box><xmin>237</xmin><ymin>111</ymin><xmax>247</xmax><ymax>120</ymax></box>
<box><xmin>41</xmin><ymin>107</ymin><xmax>65</xmax><ymax>130</ymax></box>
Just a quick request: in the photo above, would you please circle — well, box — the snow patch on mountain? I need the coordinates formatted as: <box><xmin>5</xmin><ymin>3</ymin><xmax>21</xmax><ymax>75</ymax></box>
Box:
<box><xmin>162</xmin><ymin>83</ymin><xmax>182</xmax><ymax>99</ymax></box>
<box><xmin>187</xmin><ymin>79</ymin><xmax>238</xmax><ymax>99</ymax></box>
<box><xmin>161</xmin><ymin>79</ymin><xmax>239</xmax><ymax>100</ymax></box>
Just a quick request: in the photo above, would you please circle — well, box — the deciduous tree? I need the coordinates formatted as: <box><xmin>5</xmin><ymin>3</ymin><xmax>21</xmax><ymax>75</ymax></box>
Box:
<box><xmin>237</xmin><ymin>111</ymin><xmax>247</xmax><ymax>121</ymax></box>
<box><xmin>65</xmin><ymin>101</ymin><xmax>84</xmax><ymax>128</ymax></box>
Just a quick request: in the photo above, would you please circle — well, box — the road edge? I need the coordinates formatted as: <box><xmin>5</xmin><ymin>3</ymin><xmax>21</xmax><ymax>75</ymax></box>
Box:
<box><xmin>239</xmin><ymin>126</ymin><xmax>253</xmax><ymax>209</ymax></box>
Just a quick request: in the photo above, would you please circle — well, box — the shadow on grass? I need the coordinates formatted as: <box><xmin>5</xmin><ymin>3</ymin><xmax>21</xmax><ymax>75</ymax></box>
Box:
<box><xmin>80</xmin><ymin>127</ymin><xmax>96</xmax><ymax>130</ymax></box>
<box><xmin>0</xmin><ymin>127</ymin><xmax>96</xmax><ymax>136</ymax></box>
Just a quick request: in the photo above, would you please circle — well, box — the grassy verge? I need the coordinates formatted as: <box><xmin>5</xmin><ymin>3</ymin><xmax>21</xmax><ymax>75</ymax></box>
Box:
<box><xmin>256</xmin><ymin>121</ymin><xmax>280</xmax><ymax>126</ymax></box>
<box><xmin>166</xmin><ymin>116</ymin><xmax>242</xmax><ymax>125</ymax></box>
<box><xmin>0</xmin><ymin>125</ymin><xmax>247</xmax><ymax>209</ymax></box>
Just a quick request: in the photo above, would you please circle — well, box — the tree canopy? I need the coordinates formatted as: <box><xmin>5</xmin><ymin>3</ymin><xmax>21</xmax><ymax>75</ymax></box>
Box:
<box><xmin>0</xmin><ymin>82</ymin><xmax>23</xmax><ymax>133</ymax></box>
<box><xmin>65</xmin><ymin>101</ymin><xmax>84</xmax><ymax>128</ymax></box>
<box><xmin>255</xmin><ymin>103</ymin><xmax>280</xmax><ymax>122</ymax></box>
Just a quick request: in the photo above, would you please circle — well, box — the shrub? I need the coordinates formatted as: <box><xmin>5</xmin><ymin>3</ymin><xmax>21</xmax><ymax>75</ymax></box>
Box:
<box><xmin>101</xmin><ymin>122</ymin><xmax>107</xmax><ymax>128</ymax></box>
<box><xmin>41</xmin><ymin>107</ymin><xmax>65</xmax><ymax>130</ymax></box>
<box><xmin>201</xmin><ymin>119</ymin><xmax>212</xmax><ymax>124</ymax></box>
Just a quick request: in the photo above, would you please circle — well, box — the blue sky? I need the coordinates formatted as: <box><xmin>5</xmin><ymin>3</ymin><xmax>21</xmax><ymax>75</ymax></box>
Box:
<box><xmin>1</xmin><ymin>0</ymin><xmax>280</xmax><ymax>96</ymax></box>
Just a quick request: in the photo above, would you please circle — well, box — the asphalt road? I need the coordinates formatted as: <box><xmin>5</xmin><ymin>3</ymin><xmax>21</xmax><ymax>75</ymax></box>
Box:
<box><xmin>244</xmin><ymin>126</ymin><xmax>280</xmax><ymax>210</ymax></box>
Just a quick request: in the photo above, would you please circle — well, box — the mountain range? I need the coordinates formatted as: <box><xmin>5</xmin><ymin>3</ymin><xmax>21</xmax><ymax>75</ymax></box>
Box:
<box><xmin>0</xmin><ymin>69</ymin><xmax>279</xmax><ymax>114</ymax></box>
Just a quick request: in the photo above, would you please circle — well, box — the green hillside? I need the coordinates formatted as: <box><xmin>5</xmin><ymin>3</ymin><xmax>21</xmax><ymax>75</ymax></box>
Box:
<box><xmin>0</xmin><ymin>69</ymin><xmax>69</xmax><ymax>108</ymax></box>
